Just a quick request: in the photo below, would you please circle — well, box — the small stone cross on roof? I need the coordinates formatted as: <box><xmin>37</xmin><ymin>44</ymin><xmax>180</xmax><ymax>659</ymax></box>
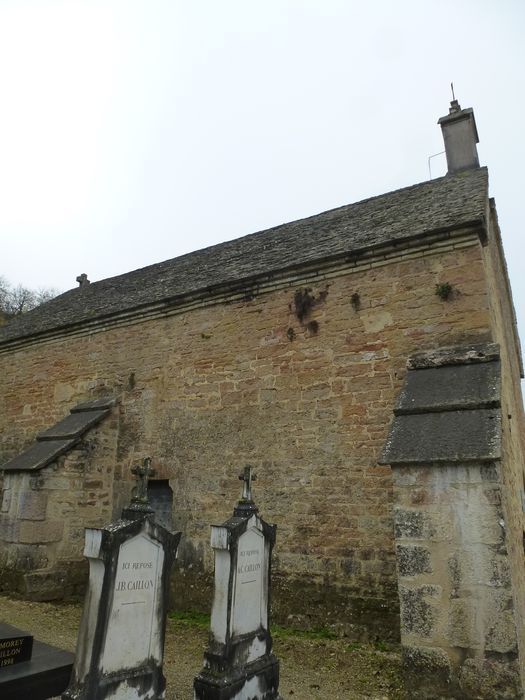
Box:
<box><xmin>239</xmin><ymin>465</ymin><xmax>256</xmax><ymax>502</ymax></box>
<box><xmin>76</xmin><ymin>273</ymin><xmax>90</xmax><ymax>287</ymax></box>
<box><xmin>131</xmin><ymin>457</ymin><xmax>156</xmax><ymax>504</ymax></box>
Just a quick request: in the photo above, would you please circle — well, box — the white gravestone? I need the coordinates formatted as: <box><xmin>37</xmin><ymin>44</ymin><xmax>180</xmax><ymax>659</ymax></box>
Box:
<box><xmin>232</xmin><ymin>527</ymin><xmax>265</xmax><ymax>637</ymax></box>
<box><xmin>63</xmin><ymin>458</ymin><xmax>180</xmax><ymax>700</ymax></box>
<box><xmin>194</xmin><ymin>467</ymin><xmax>281</xmax><ymax>700</ymax></box>
<box><xmin>102</xmin><ymin>533</ymin><xmax>164</xmax><ymax>674</ymax></box>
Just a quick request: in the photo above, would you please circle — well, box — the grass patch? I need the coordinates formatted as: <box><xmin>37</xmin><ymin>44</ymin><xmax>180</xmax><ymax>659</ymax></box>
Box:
<box><xmin>374</xmin><ymin>639</ymin><xmax>397</xmax><ymax>652</ymax></box>
<box><xmin>269</xmin><ymin>624</ymin><xmax>338</xmax><ymax>641</ymax></box>
<box><xmin>169</xmin><ymin>610</ymin><xmax>210</xmax><ymax>629</ymax></box>
<box><xmin>168</xmin><ymin>612</ymin><xmax>338</xmax><ymax>641</ymax></box>
<box><xmin>168</xmin><ymin>611</ymin><xmax>398</xmax><ymax>654</ymax></box>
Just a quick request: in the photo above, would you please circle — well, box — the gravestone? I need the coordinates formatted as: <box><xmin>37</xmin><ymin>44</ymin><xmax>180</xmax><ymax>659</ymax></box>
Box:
<box><xmin>63</xmin><ymin>457</ymin><xmax>181</xmax><ymax>700</ymax></box>
<box><xmin>0</xmin><ymin>624</ymin><xmax>33</xmax><ymax>669</ymax></box>
<box><xmin>194</xmin><ymin>466</ymin><xmax>281</xmax><ymax>700</ymax></box>
<box><xmin>0</xmin><ymin>623</ymin><xmax>73</xmax><ymax>700</ymax></box>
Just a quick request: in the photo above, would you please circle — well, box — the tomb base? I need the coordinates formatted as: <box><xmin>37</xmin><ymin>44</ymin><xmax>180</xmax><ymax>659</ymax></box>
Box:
<box><xmin>194</xmin><ymin>653</ymin><xmax>280</xmax><ymax>700</ymax></box>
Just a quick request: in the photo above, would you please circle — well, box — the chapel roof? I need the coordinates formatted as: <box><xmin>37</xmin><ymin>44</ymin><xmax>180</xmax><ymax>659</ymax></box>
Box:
<box><xmin>0</xmin><ymin>167</ymin><xmax>488</xmax><ymax>346</ymax></box>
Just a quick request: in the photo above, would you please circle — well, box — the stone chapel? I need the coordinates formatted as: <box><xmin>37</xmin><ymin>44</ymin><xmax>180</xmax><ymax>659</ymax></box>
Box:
<box><xmin>1</xmin><ymin>102</ymin><xmax>525</xmax><ymax>698</ymax></box>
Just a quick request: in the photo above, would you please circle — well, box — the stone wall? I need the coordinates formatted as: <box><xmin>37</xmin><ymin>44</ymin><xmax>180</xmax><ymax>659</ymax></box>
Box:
<box><xmin>0</xmin><ymin>238</ymin><xmax>493</xmax><ymax>637</ymax></box>
<box><xmin>392</xmin><ymin>462</ymin><xmax>522</xmax><ymax>699</ymax></box>
<box><xmin>482</xmin><ymin>202</ymin><xmax>525</xmax><ymax>691</ymax></box>
<box><xmin>377</xmin><ymin>202</ymin><xmax>525</xmax><ymax>698</ymax></box>
<box><xmin>0</xmin><ymin>415</ymin><xmax>120</xmax><ymax>599</ymax></box>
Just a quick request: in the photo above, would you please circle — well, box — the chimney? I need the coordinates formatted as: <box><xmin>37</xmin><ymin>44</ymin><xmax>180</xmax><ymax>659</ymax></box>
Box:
<box><xmin>438</xmin><ymin>100</ymin><xmax>480</xmax><ymax>174</ymax></box>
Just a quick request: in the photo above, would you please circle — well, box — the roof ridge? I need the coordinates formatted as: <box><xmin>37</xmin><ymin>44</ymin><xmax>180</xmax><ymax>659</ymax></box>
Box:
<box><xmin>76</xmin><ymin>167</ymin><xmax>489</xmax><ymax>290</ymax></box>
<box><xmin>0</xmin><ymin>167</ymin><xmax>489</xmax><ymax>347</ymax></box>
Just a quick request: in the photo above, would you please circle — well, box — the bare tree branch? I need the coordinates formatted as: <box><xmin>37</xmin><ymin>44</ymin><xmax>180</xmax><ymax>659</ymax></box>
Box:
<box><xmin>0</xmin><ymin>277</ymin><xmax>59</xmax><ymax>321</ymax></box>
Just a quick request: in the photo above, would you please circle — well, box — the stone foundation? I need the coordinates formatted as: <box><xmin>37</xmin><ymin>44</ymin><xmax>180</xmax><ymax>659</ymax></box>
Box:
<box><xmin>392</xmin><ymin>463</ymin><xmax>523</xmax><ymax>699</ymax></box>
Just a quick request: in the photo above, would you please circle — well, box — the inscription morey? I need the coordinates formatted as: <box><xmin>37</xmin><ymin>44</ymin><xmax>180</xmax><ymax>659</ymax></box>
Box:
<box><xmin>0</xmin><ymin>635</ymin><xmax>33</xmax><ymax>668</ymax></box>
<box><xmin>0</xmin><ymin>625</ymin><xmax>33</xmax><ymax>669</ymax></box>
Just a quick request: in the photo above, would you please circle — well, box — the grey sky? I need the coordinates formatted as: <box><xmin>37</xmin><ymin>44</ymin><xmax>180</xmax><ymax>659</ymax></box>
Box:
<box><xmin>1</xmin><ymin>1</ymin><xmax>524</xmax><ymax>355</ymax></box>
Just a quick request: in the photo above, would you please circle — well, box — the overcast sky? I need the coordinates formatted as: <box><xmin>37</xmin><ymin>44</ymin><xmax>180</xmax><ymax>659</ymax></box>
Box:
<box><xmin>1</xmin><ymin>1</ymin><xmax>524</xmax><ymax>354</ymax></box>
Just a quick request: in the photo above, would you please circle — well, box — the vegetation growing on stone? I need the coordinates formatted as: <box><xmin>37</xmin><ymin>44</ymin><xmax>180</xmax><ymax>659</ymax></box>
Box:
<box><xmin>435</xmin><ymin>281</ymin><xmax>454</xmax><ymax>301</ymax></box>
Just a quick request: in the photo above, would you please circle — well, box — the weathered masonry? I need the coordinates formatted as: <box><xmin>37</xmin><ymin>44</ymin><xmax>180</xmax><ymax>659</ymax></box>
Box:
<box><xmin>1</xmin><ymin>102</ymin><xmax>525</xmax><ymax>697</ymax></box>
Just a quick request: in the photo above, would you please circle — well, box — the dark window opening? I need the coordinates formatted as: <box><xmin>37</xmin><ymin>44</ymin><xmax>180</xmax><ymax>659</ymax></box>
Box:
<box><xmin>147</xmin><ymin>479</ymin><xmax>173</xmax><ymax>531</ymax></box>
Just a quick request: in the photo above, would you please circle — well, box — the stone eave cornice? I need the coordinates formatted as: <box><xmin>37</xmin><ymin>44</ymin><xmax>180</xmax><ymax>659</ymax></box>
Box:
<box><xmin>0</xmin><ymin>222</ymin><xmax>484</xmax><ymax>354</ymax></box>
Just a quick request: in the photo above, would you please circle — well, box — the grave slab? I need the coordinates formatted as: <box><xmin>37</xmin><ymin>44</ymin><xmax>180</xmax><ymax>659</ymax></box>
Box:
<box><xmin>0</xmin><ymin>623</ymin><xmax>73</xmax><ymax>700</ymax></box>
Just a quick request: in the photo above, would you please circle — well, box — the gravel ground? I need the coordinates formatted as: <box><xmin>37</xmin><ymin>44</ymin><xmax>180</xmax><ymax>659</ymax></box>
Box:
<box><xmin>1</xmin><ymin>596</ymin><xmax>405</xmax><ymax>699</ymax></box>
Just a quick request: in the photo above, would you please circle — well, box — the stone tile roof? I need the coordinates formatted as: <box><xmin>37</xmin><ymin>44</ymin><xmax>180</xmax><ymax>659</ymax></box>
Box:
<box><xmin>380</xmin><ymin>343</ymin><xmax>501</xmax><ymax>465</ymax></box>
<box><xmin>0</xmin><ymin>167</ymin><xmax>488</xmax><ymax>346</ymax></box>
<box><xmin>1</xmin><ymin>397</ymin><xmax>115</xmax><ymax>472</ymax></box>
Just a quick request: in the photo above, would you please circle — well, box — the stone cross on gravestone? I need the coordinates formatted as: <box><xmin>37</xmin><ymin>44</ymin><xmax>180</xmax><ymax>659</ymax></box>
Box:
<box><xmin>234</xmin><ymin>465</ymin><xmax>258</xmax><ymax>517</ymax></box>
<box><xmin>132</xmin><ymin>456</ymin><xmax>155</xmax><ymax>502</ymax></box>
<box><xmin>239</xmin><ymin>465</ymin><xmax>254</xmax><ymax>497</ymax></box>
<box><xmin>122</xmin><ymin>457</ymin><xmax>155</xmax><ymax>519</ymax></box>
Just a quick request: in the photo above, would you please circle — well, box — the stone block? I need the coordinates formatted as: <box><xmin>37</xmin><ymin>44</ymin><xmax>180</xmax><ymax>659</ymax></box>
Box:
<box><xmin>23</xmin><ymin>570</ymin><xmax>68</xmax><ymax>600</ymax></box>
<box><xmin>381</xmin><ymin>409</ymin><xmax>501</xmax><ymax>465</ymax></box>
<box><xmin>446</xmin><ymin>598</ymin><xmax>480</xmax><ymax>649</ymax></box>
<box><xmin>397</xmin><ymin>544</ymin><xmax>432</xmax><ymax>577</ymax></box>
<box><xmin>483</xmin><ymin>588</ymin><xmax>519</xmax><ymax>654</ymax></box>
<box><xmin>480</xmin><ymin>463</ymin><xmax>499</xmax><ymax>481</ymax></box>
<box><xmin>448</xmin><ymin>549</ymin><xmax>511</xmax><ymax>590</ymax></box>
<box><xmin>362</xmin><ymin>310</ymin><xmax>393</xmax><ymax>332</ymax></box>
<box><xmin>18</xmin><ymin>520</ymin><xmax>64</xmax><ymax>544</ymax></box>
<box><xmin>407</xmin><ymin>343</ymin><xmax>500</xmax><ymax>370</ymax></box>
<box><xmin>1</xmin><ymin>488</ymin><xmax>12</xmax><ymax>513</ymax></box>
<box><xmin>399</xmin><ymin>585</ymin><xmax>440</xmax><ymax>638</ymax></box>
<box><xmin>458</xmin><ymin>657</ymin><xmax>521</xmax><ymax>699</ymax></box>
<box><xmin>0</xmin><ymin>518</ymin><xmax>20</xmax><ymax>543</ymax></box>
<box><xmin>459</xmin><ymin>503</ymin><xmax>504</xmax><ymax>546</ymax></box>
<box><xmin>392</xmin><ymin>467</ymin><xmax>417</xmax><ymax>487</ymax></box>
<box><xmin>1</xmin><ymin>439</ymin><xmax>75</xmax><ymax>472</ymax></box>
<box><xmin>489</xmin><ymin>556</ymin><xmax>511</xmax><ymax>588</ymax></box>
<box><xmin>42</xmin><ymin>476</ymin><xmax>71</xmax><ymax>490</ymax></box>
<box><xmin>11</xmin><ymin>544</ymin><xmax>49</xmax><ymax>571</ymax></box>
<box><xmin>394</xmin><ymin>509</ymin><xmax>428</xmax><ymax>539</ymax></box>
<box><xmin>37</xmin><ymin>409</ymin><xmax>109</xmax><ymax>440</ymax></box>
<box><xmin>395</xmin><ymin>360</ymin><xmax>500</xmax><ymax>414</ymax></box>
<box><xmin>17</xmin><ymin>491</ymin><xmax>47</xmax><ymax>520</ymax></box>
<box><xmin>402</xmin><ymin>645</ymin><xmax>452</xmax><ymax>699</ymax></box>
<box><xmin>485</xmin><ymin>609</ymin><xmax>518</xmax><ymax>654</ymax></box>
<box><xmin>29</xmin><ymin>475</ymin><xmax>45</xmax><ymax>490</ymax></box>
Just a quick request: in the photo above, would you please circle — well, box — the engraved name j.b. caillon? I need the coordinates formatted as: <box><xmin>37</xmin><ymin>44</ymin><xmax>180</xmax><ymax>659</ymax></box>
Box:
<box><xmin>237</xmin><ymin>548</ymin><xmax>261</xmax><ymax>575</ymax></box>
<box><xmin>115</xmin><ymin>560</ymin><xmax>154</xmax><ymax>592</ymax></box>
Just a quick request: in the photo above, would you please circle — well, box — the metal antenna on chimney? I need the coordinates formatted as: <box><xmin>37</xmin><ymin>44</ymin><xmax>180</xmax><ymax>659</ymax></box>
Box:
<box><xmin>428</xmin><ymin>150</ymin><xmax>446</xmax><ymax>180</ymax></box>
<box><xmin>451</xmin><ymin>82</ymin><xmax>456</xmax><ymax>101</ymax></box>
